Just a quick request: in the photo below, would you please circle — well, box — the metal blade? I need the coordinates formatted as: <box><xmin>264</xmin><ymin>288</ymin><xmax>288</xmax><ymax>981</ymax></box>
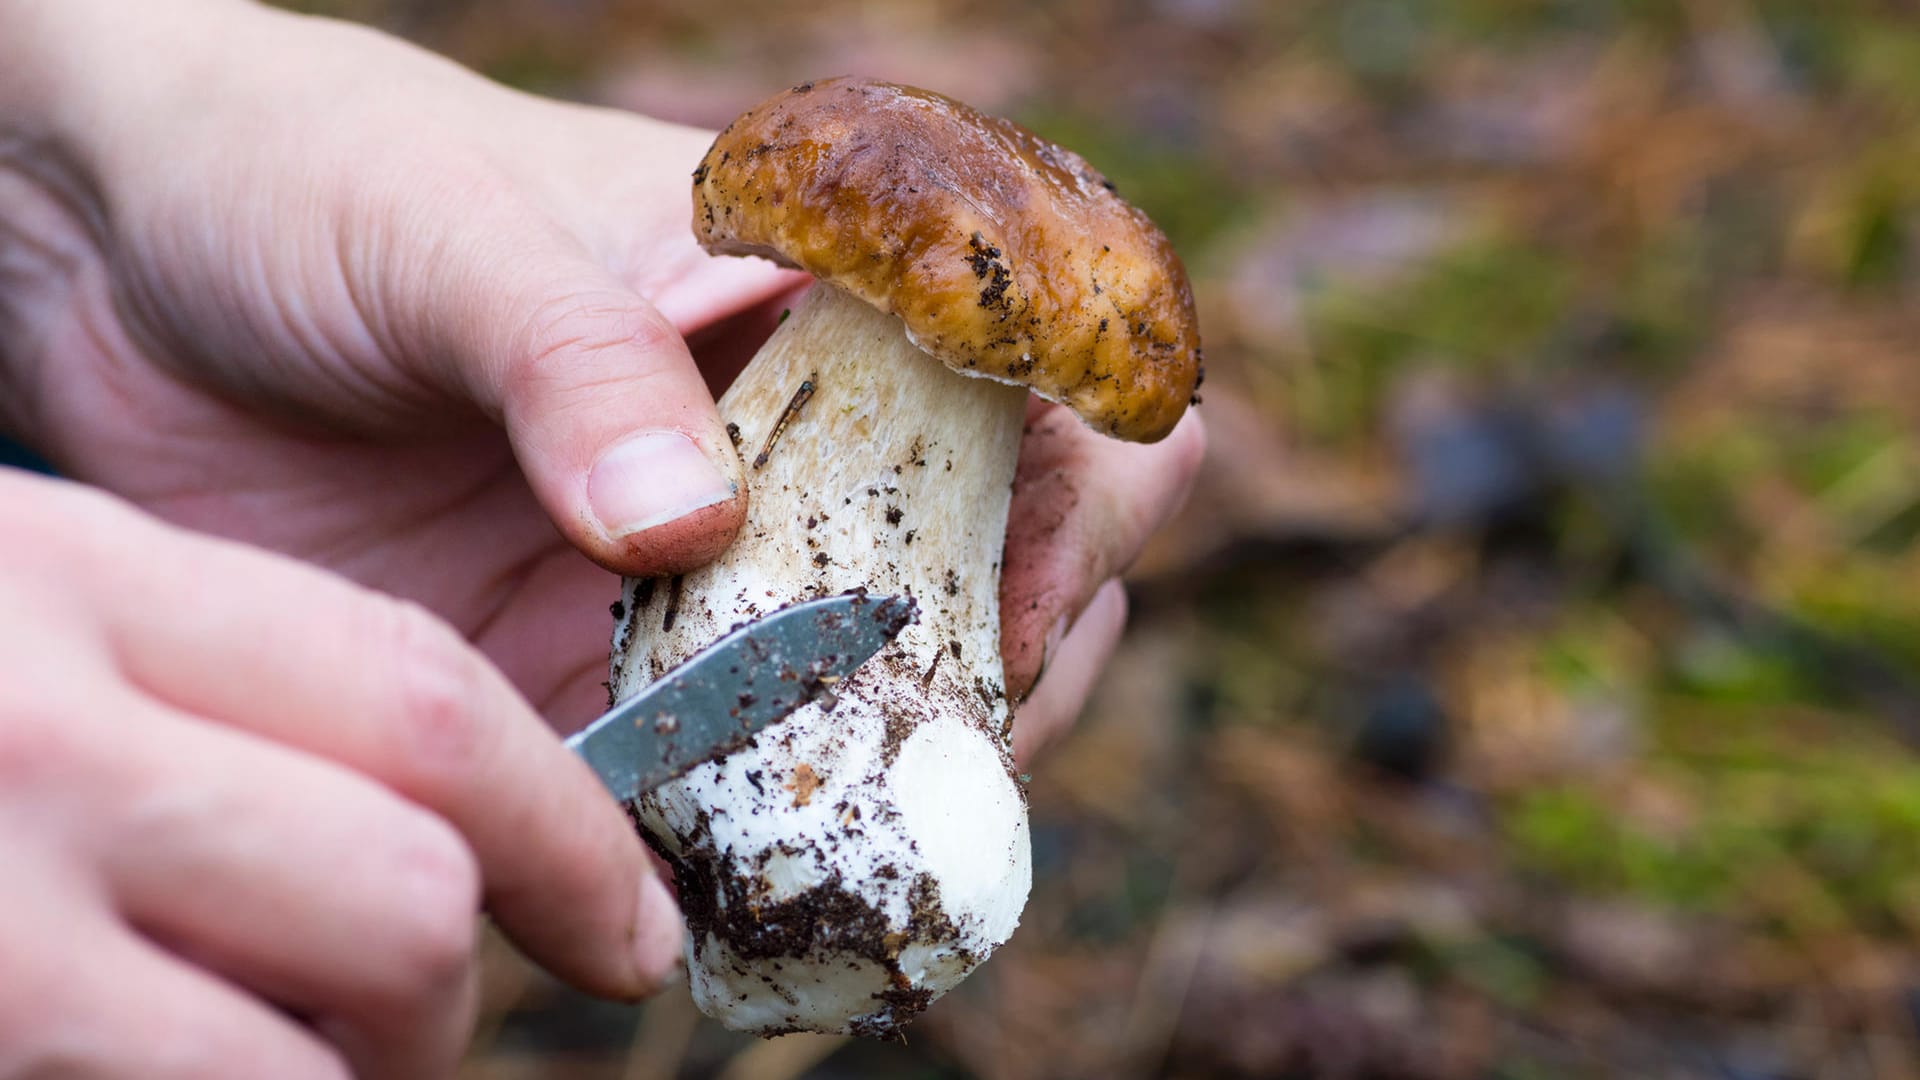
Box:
<box><xmin>566</xmin><ymin>592</ymin><xmax>915</xmax><ymax>803</ymax></box>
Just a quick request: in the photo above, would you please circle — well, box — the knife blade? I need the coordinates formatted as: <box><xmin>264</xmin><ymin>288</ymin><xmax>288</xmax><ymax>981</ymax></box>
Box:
<box><xmin>567</xmin><ymin>591</ymin><xmax>915</xmax><ymax>803</ymax></box>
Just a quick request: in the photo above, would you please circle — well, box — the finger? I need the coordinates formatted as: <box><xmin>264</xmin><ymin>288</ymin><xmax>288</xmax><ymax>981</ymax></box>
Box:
<box><xmin>0</xmin><ymin>871</ymin><xmax>348</xmax><ymax>1080</ymax></box>
<box><xmin>47</xmin><ymin>943</ymin><xmax>352</xmax><ymax>1080</ymax></box>
<box><xmin>1000</xmin><ymin>402</ymin><xmax>1207</xmax><ymax>697</ymax></box>
<box><xmin>100</xmin><ymin>695</ymin><xmax>480</xmax><ymax>1079</ymax></box>
<box><xmin>648</xmin><ymin>254</ymin><xmax>811</xmax><ymax>346</ymax></box>
<box><xmin>526</xmin><ymin>108</ymin><xmax>808</xmax><ymax>344</ymax></box>
<box><xmin>80</xmin><ymin>505</ymin><xmax>680</xmax><ymax>1001</ymax></box>
<box><xmin>1011</xmin><ymin>579</ymin><xmax>1128</xmax><ymax>767</ymax></box>
<box><xmin>403</xmin><ymin>222</ymin><xmax>747</xmax><ymax>578</ymax></box>
<box><xmin>679</xmin><ymin>280</ymin><xmax>812</xmax><ymax>397</ymax></box>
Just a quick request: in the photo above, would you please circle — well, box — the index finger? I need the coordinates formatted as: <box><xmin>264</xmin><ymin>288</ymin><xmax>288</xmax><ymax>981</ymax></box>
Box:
<box><xmin>71</xmin><ymin>494</ymin><xmax>679</xmax><ymax>1000</ymax></box>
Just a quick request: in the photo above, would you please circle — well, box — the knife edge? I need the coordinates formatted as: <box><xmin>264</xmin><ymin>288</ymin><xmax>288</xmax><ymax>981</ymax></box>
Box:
<box><xmin>568</xmin><ymin>591</ymin><xmax>915</xmax><ymax>803</ymax></box>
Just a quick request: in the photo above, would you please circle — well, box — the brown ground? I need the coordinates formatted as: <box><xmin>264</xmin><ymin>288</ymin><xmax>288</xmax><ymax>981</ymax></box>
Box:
<box><xmin>283</xmin><ymin>2</ymin><xmax>1920</xmax><ymax>1076</ymax></box>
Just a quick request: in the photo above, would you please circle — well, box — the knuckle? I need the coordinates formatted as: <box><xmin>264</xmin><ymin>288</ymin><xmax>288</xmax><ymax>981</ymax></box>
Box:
<box><xmin>380</xmin><ymin>817</ymin><xmax>481</xmax><ymax>995</ymax></box>
<box><xmin>516</xmin><ymin>290</ymin><xmax>679</xmax><ymax>381</ymax></box>
<box><xmin>378</xmin><ymin>598</ymin><xmax>495</xmax><ymax>789</ymax></box>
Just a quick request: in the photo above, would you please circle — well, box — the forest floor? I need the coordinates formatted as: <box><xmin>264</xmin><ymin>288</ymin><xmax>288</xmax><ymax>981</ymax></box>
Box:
<box><xmin>293</xmin><ymin>1</ymin><xmax>1920</xmax><ymax>1075</ymax></box>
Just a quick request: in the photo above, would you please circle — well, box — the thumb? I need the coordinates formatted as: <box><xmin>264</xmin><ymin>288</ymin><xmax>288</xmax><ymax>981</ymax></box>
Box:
<box><xmin>436</xmin><ymin>242</ymin><xmax>747</xmax><ymax>577</ymax></box>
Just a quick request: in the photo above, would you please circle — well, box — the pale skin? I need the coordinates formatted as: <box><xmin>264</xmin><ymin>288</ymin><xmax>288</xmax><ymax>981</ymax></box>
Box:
<box><xmin>0</xmin><ymin>1</ymin><xmax>1206</xmax><ymax>1077</ymax></box>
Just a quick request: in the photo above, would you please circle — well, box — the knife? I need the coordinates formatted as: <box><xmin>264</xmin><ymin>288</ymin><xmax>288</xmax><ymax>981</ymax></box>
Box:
<box><xmin>566</xmin><ymin>591</ymin><xmax>915</xmax><ymax>803</ymax></box>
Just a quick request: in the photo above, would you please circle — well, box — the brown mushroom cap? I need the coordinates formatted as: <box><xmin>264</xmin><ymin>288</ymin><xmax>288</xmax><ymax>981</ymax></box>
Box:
<box><xmin>692</xmin><ymin>77</ymin><xmax>1202</xmax><ymax>443</ymax></box>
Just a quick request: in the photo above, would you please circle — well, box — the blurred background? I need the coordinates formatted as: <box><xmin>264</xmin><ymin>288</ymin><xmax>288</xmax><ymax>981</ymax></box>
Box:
<box><xmin>284</xmin><ymin>0</ymin><xmax>1920</xmax><ymax>1076</ymax></box>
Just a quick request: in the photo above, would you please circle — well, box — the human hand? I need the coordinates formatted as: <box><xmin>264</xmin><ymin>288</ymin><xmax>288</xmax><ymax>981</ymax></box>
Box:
<box><xmin>0</xmin><ymin>471</ymin><xmax>682</xmax><ymax>1078</ymax></box>
<box><xmin>0</xmin><ymin>2</ymin><xmax>1204</xmax><ymax>1071</ymax></box>
<box><xmin>0</xmin><ymin>0</ymin><xmax>1203</xmax><ymax>749</ymax></box>
<box><xmin>1</xmin><ymin>0</ymin><xmax>796</xmax><ymax>724</ymax></box>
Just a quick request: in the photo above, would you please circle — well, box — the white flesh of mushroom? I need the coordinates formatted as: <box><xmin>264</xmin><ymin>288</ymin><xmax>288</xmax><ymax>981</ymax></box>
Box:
<box><xmin>610</xmin><ymin>283</ymin><xmax>1032</xmax><ymax>1036</ymax></box>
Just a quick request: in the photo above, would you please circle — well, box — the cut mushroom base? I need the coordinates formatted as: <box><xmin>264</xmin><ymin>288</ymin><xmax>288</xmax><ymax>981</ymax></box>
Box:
<box><xmin>613</xmin><ymin>284</ymin><xmax>1032</xmax><ymax>1037</ymax></box>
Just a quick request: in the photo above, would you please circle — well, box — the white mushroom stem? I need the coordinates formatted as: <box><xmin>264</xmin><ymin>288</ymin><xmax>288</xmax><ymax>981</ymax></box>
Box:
<box><xmin>610</xmin><ymin>283</ymin><xmax>1032</xmax><ymax>1037</ymax></box>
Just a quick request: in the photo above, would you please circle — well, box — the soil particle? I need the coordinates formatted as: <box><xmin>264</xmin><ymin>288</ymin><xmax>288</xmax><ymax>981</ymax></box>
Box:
<box><xmin>871</xmin><ymin>984</ymin><xmax>936</xmax><ymax>1027</ymax></box>
<box><xmin>878</xmin><ymin>695</ymin><xmax>921</xmax><ymax>770</ymax></box>
<box><xmin>786</xmin><ymin>763</ymin><xmax>822</xmax><ymax>807</ymax></box>
<box><xmin>662</xmin><ymin>851</ymin><xmax>963</xmax><ymax>1018</ymax></box>
<box><xmin>965</xmin><ymin>232</ymin><xmax>1013</xmax><ymax>314</ymax></box>
<box><xmin>705</xmin><ymin>868</ymin><xmax>891</xmax><ymax>965</ymax></box>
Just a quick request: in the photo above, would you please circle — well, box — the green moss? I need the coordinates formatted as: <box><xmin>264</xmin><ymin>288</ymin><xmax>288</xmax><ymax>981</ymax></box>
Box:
<box><xmin>1661</xmin><ymin>631</ymin><xmax>1820</xmax><ymax>705</ymax></box>
<box><xmin>1779</xmin><ymin>563</ymin><xmax>1920</xmax><ymax>671</ymax></box>
<box><xmin>1838</xmin><ymin>20</ymin><xmax>1920</xmax><ymax>109</ymax></box>
<box><xmin>1297</xmin><ymin>236</ymin><xmax>1575</xmax><ymax>442</ymax></box>
<box><xmin>1508</xmin><ymin>713</ymin><xmax>1920</xmax><ymax>928</ymax></box>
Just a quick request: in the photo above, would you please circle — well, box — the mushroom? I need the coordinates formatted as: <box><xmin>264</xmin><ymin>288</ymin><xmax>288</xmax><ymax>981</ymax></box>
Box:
<box><xmin>610</xmin><ymin>77</ymin><xmax>1201</xmax><ymax>1037</ymax></box>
